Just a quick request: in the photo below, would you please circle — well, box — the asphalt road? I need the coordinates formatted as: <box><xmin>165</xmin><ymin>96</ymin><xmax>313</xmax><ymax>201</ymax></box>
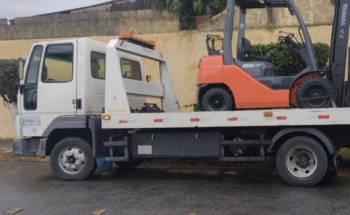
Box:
<box><xmin>1</xmin><ymin>163</ymin><xmax>350</xmax><ymax>215</ymax></box>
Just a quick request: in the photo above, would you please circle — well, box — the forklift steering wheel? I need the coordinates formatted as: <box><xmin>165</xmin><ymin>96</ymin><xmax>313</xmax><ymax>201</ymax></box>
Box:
<box><xmin>279</xmin><ymin>34</ymin><xmax>302</xmax><ymax>52</ymax></box>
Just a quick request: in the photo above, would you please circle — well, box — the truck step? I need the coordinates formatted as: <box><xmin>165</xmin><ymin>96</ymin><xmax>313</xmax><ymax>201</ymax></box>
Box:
<box><xmin>105</xmin><ymin>157</ymin><xmax>129</xmax><ymax>162</ymax></box>
<box><xmin>103</xmin><ymin>141</ymin><xmax>128</xmax><ymax>147</ymax></box>
<box><xmin>218</xmin><ymin>157</ymin><xmax>269</xmax><ymax>162</ymax></box>
<box><xmin>220</xmin><ymin>140</ymin><xmax>270</xmax><ymax>146</ymax></box>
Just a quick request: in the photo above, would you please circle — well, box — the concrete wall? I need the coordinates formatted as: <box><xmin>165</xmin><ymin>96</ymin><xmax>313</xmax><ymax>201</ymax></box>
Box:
<box><xmin>0</xmin><ymin>10</ymin><xmax>179</xmax><ymax>40</ymax></box>
<box><xmin>0</xmin><ymin>19</ymin><xmax>7</xmax><ymax>25</ymax></box>
<box><xmin>0</xmin><ymin>0</ymin><xmax>336</xmax><ymax>139</ymax></box>
<box><xmin>198</xmin><ymin>0</ymin><xmax>334</xmax><ymax>31</ymax></box>
<box><xmin>0</xmin><ymin>99</ymin><xmax>15</xmax><ymax>140</ymax></box>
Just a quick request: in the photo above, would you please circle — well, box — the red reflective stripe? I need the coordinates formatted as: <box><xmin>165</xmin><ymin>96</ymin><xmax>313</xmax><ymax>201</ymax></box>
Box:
<box><xmin>154</xmin><ymin>119</ymin><xmax>163</xmax><ymax>123</ymax></box>
<box><xmin>120</xmin><ymin>40</ymin><xmax>125</xmax><ymax>46</ymax></box>
<box><xmin>119</xmin><ymin>120</ymin><xmax>127</xmax><ymax>123</ymax></box>
<box><xmin>277</xmin><ymin>116</ymin><xmax>287</xmax><ymax>120</ymax></box>
<box><xmin>318</xmin><ymin>115</ymin><xmax>329</xmax><ymax>119</ymax></box>
<box><xmin>228</xmin><ymin>117</ymin><xmax>238</xmax><ymax>121</ymax></box>
<box><xmin>191</xmin><ymin>118</ymin><xmax>200</xmax><ymax>122</ymax></box>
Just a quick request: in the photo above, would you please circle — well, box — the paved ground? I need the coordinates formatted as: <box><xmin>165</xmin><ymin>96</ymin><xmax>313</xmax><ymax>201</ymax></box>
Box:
<box><xmin>1</xmin><ymin>162</ymin><xmax>350</xmax><ymax>215</ymax></box>
<box><xmin>2</xmin><ymin>140</ymin><xmax>350</xmax><ymax>215</ymax></box>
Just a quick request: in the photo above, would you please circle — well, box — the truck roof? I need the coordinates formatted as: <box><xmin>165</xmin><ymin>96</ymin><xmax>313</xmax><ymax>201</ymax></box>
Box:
<box><xmin>32</xmin><ymin>38</ymin><xmax>106</xmax><ymax>46</ymax></box>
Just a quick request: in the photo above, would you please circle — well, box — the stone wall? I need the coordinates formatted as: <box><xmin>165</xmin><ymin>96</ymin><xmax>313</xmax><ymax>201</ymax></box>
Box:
<box><xmin>0</xmin><ymin>19</ymin><xmax>7</xmax><ymax>25</ymax></box>
<box><xmin>0</xmin><ymin>10</ymin><xmax>179</xmax><ymax>40</ymax></box>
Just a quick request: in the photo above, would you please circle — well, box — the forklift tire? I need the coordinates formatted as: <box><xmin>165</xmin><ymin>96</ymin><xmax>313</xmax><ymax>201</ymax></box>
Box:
<box><xmin>296</xmin><ymin>77</ymin><xmax>336</xmax><ymax>108</ymax></box>
<box><xmin>50</xmin><ymin>137</ymin><xmax>96</xmax><ymax>181</ymax></box>
<box><xmin>201</xmin><ymin>87</ymin><xmax>233</xmax><ymax>111</ymax></box>
<box><xmin>276</xmin><ymin>136</ymin><xmax>328</xmax><ymax>187</ymax></box>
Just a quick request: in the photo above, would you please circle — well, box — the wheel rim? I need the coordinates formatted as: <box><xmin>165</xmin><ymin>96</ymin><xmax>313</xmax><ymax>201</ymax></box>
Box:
<box><xmin>58</xmin><ymin>146</ymin><xmax>86</xmax><ymax>174</ymax></box>
<box><xmin>285</xmin><ymin>146</ymin><xmax>318</xmax><ymax>178</ymax></box>
<box><xmin>304</xmin><ymin>85</ymin><xmax>329</xmax><ymax>108</ymax></box>
<box><xmin>209</xmin><ymin>95</ymin><xmax>226</xmax><ymax>110</ymax></box>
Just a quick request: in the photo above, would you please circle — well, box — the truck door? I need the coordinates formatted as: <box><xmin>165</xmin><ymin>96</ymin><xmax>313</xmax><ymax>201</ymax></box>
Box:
<box><xmin>19</xmin><ymin>42</ymin><xmax>78</xmax><ymax>137</ymax></box>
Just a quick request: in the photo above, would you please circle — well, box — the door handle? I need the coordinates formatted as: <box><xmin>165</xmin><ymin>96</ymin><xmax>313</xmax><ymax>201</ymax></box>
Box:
<box><xmin>72</xmin><ymin>99</ymin><xmax>82</xmax><ymax>109</ymax></box>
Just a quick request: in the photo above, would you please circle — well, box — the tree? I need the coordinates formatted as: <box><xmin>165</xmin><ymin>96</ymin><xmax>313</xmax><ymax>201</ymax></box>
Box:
<box><xmin>0</xmin><ymin>59</ymin><xmax>19</xmax><ymax>121</ymax></box>
<box><xmin>193</xmin><ymin>0</ymin><xmax>205</xmax><ymax>15</ymax></box>
<box><xmin>147</xmin><ymin>0</ymin><xmax>226</xmax><ymax>16</ymax></box>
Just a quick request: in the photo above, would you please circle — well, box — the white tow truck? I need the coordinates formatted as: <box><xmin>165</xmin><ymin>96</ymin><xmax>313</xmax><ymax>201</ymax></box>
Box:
<box><xmin>13</xmin><ymin>32</ymin><xmax>350</xmax><ymax>187</ymax></box>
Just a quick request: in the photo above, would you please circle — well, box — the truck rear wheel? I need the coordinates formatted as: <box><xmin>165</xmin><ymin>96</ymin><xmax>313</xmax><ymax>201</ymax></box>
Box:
<box><xmin>276</xmin><ymin>136</ymin><xmax>328</xmax><ymax>186</ymax></box>
<box><xmin>50</xmin><ymin>137</ymin><xmax>96</xmax><ymax>181</ymax></box>
<box><xmin>201</xmin><ymin>87</ymin><xmax>233</xmax><ymax>111</ymax></box>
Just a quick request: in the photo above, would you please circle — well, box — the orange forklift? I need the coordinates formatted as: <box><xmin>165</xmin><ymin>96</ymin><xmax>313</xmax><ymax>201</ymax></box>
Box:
<box><xmin>197</xmin><ymin>0</ymin><xmax>350</xmax><ymax>111</ymax></box>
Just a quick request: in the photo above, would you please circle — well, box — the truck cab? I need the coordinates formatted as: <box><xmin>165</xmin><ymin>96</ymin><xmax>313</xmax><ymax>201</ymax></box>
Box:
<box><xmin>14</xmin><ymin>38</ymin><xmax>146</xmax><ymax>155</ymax></box>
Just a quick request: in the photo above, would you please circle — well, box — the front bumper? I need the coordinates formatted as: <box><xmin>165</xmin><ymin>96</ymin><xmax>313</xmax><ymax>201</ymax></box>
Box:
<box><xmin>13</xmin><ymin>138</ymin><xmax>47</xmax><ymax>158</ymax></box>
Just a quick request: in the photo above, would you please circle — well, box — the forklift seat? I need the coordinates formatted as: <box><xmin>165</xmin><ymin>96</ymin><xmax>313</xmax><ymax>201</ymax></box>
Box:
<box><xmin>238</xmin><ymin>37</ymin><xmax>271</xmax><ymax>62</ymax></box>
<box><xmin>237</xmin><ymin>37</ymin><xmax>278</xmax><ymax>76</ymax></box>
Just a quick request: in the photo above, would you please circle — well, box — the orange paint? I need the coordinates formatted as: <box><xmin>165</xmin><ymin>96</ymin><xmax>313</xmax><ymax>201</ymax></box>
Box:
<box><xmin>196</xmin><ymin>56</ymin><xmax>314</xmax><ymax>109</ymax></box>
<box><xmin>222</xmin><ymin>65</ymin><xmax>289</xmax><ymax>109</ymax></box>
<box><xmin>197</xmin><ymin>56</ymin><xmax>224</xmax><ymax>84</ymax></box>
<box><xmin>289</xmin><ymin>72</ymin><xmax>317</xmax><ymax>107</ymax></box>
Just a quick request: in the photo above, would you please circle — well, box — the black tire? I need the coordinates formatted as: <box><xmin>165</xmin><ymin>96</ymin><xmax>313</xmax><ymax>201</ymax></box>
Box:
<box><xmin>115</xmin><ymin>159</ymin><xmax>145</xmax><ymax>170</ymax></box>
<box><xmin>296</xmin><ymin>77</ymin><xmax>336</xmax><ymax>108</ymax></box>
<box><xmin>276</xmin><ymin>136</ymin><xmax>328</xmax><ymax>187</ymax></box>
<box><xmin>201</xmin><ymin>87</ymin><xmax>233</xmax><ymax>111</ymax></box>
<box><xmin>50</xmin><ymin>137</ymin><xmax>96</xmax><ymax>181</ymax></box>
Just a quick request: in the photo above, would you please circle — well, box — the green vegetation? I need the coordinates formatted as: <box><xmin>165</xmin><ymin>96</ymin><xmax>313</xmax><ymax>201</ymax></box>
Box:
<box><xmin>0</xmin><ymin>59</ymin><xmax>19</xmax><ymax>104</ymax></box>
<box><xmin>147</xmin><ymin>0</ymin><xmax>226</xmax><ymax>16</ymax></box>
<box><xmin>251</xmin><ymin>43</ymin><xmax>330</xmax><ymax>76</ymax></box>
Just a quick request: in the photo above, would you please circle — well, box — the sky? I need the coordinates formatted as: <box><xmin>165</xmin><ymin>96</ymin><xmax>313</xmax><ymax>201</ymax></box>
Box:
<box><xmin>0</xmin><ymin>0</ymin><xmax>110</xmax><ymax>20</ymax></box>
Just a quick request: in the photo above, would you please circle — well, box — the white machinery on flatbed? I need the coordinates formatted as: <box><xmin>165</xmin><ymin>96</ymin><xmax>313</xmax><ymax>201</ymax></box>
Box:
<box><xmin>12</xmin><ymin>33</ymin><xmax>350</xmax><ymax>187</ymax></box>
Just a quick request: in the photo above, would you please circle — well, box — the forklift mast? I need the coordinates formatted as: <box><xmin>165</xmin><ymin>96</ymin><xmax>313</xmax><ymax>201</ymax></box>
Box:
<box><xmin>329</xmin><ymin>0</ymin><xmax>350</xmax><ymax>107</ymax></box>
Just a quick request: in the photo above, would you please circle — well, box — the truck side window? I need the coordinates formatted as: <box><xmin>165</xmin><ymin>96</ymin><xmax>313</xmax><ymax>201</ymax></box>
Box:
<box><xmin>91</xmin><ymin>52</ymin><xmax>106</xmax><ymax>79</ymax></box>
<box><xmin>25</xmin><ymin>46</ymin><xmax>43</xmax><ymax>84</ymax></box>
<box><xmin>120</xmin><ymin>58</ymin><xmax>142</xmax><ymax>81</ymax></box>
<box><xmin>24</xmin><ymin>45</ymin><xmax>43</xmax><ymax>110</ymax></box>
<box><xmin>41</xmin><ymin>44</ymin><xmax>73</xmax><ymax>83</ymax></box>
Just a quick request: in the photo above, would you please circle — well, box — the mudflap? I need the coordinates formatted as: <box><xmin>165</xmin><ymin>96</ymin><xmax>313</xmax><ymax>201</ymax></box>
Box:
<box><xmin>96</xmin><ymin>157</ymin><xmax>113</xmax><ymax>172</ymax></box>
<box><xmin>333</xmin><ymin>153</ymin><xmax>338</xmax><ymax>171</ymax></box>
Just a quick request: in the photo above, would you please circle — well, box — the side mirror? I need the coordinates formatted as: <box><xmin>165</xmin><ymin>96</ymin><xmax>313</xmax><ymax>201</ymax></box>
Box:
<box><xmin>146</xmin><ymin>75</ymin><xmax>151</xmax><ymax>82</ymax></box>
<box><xmin>330</xmin><ymin>0</ymin><xmax>335</xmax><ymax>6</ymax></box>
<box><xmin>17</xmin><ymin>58</ymin><xmax>24</xmax><ymax>80</ymax></box>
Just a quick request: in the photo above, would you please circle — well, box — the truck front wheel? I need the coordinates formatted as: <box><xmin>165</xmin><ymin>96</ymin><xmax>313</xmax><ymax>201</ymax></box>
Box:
<box><xmin>50</xmin><ymin>137</ymin><xmax>96</xmax><ymax>181</ymax></box>
<box><xmin>276</xmin><ymin>136</ymin><xmax>328</xmax><ymax>187</ymax></box>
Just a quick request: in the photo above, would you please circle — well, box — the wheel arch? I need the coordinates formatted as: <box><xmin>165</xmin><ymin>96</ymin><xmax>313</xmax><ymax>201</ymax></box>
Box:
<box><xmin>197</xmin><ymin>83</ymin><xmax>235</xmax><ymax>110</ymax></box>
<box><xmin>46</xmin><ymin>128</ymin><xmax>92</xmax><ymax>156</ymax></box>
<box><xmin>268</xmin><ymin>128</ymin><xmax>336</xmax><ymax>155</ymax></box>
<box><xmin>44</xmin><ymin>116</ymin><xmax>111</xmax><ymax>158</ymax></box>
